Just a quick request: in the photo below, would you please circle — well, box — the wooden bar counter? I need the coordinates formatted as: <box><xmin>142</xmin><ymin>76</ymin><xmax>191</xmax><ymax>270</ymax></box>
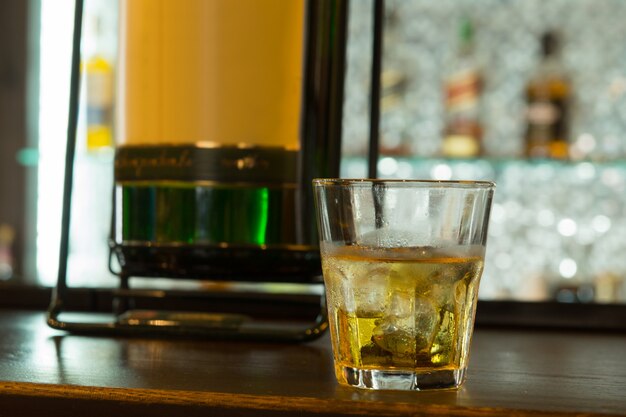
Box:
<box><xmin>0</xmin><ymin>309</ymin><xmax>625</xmax><ymax>416</ymax></box>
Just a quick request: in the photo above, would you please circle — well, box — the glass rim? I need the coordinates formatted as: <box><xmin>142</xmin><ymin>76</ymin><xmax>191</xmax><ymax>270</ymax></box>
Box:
<box><xmin>312</xmin><ymin>178</ymin><xmax>496</xmax><ymax>189</ymax></box>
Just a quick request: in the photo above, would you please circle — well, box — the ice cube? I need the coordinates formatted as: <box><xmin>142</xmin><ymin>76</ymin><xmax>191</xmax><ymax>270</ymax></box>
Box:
<box><xmin>380</xmin><ymin>291</ymin><xmax>416</xmax><ymax>350</ymax></box>
<box><xmin>387</xmin><ymin>290</ymin><xmax>413</xmax><ymax>319</ymax></box>
<box><xmin>371</xmin><ymin>321</ymin><xmax>415</xmax><ymax>358</ymax></box>
<box><xmin>455</xmin><ymin>279</ymin><xmax>468</xmax><ymax>309</ymax></box>
<box><xmin>322</xmin><ymin>260</ymin><xmax>357</xmax><ymax>314</ymax></box>
<box><xmin>369</xmin><ymin>294</ymin><xmax>440</xmax><ymax>362</ymax></box>
<box><xmin>425</xmin><ymin>283</ymin><xmax>457</xmax><ymax>312</ymax></box>
<box><xmin>353</xmin><ymin>266</ymin><xmax>390</xmax><ymax>317</ymax></box>
<box><xmin>388</xmin><ymin>261</ymin><xmax>418</xmax><ymax>290</ymax></box>
<box><xmin>430</xmin><ymin>309</ymin><xmax>457</xmax><ymax>366</ymax></box>
<box><xmin>340</xmin><ymin>279</ymin><xmax>357</xmax><ymax>314</ymax></box>
<box><xmin>358</xmin><ymin>227</ymin><xmax>419</xmax><ymax>248</ymax></box>
<box><xmin>371</xmin><ymin>273</ymin><xmax>416</xmax><ymax>350</ymax></box>
<box><xmin>414</xmin><ymin>296</ymin><xmax>439</xmax><ymax>351</ymax></box>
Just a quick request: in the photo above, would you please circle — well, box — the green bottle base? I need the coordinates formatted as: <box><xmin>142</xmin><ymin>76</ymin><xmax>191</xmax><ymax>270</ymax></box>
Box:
<box><xmin>112</xmin><ymin>183</ymin><xmax>321</xmax><ymax>282</ymax></box>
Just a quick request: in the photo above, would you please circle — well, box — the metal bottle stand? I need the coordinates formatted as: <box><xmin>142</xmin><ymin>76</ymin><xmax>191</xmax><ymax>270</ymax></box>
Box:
<box><xmin>47</xmin><ymin>0</ymin><xmax>384</xmax><ymax>341</ymax></box>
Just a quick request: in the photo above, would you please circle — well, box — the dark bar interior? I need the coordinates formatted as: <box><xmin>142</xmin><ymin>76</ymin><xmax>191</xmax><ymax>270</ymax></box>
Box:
<box><xmin>0</xmin><ymin>0</ymin><xmax>625</xmax><ymax>415</ymax></box>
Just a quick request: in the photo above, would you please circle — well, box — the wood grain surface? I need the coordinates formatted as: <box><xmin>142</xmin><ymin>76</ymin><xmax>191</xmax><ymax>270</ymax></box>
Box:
<box><xmin>0</xmin><ymin>310</ymin><xmax>624</xmax><ymax>416</ymax></box>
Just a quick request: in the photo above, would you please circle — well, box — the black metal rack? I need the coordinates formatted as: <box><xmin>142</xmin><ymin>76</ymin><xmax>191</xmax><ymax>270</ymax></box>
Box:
<box><xmin>46</xmin><ymin>0</ymin><xmax>385</xmax><ymax>341</ymax></box>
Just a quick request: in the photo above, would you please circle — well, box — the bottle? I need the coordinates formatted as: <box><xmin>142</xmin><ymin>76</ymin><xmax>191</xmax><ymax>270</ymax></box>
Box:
<box><xmin>0</xmin><ymin>224</ymin><xmax>14</xmax><ymax>280</ymax></box>
<box><xmin>113</xmin><ymin>0</ymin><xmax>347</xmax><ymax>280</ymax></box>
<box><xmin>524</xmin><ymin>31</ymin><xmax>571</xmax><ymax>159</ymax></box>
<box><xmin>84</xmin><ymin>17</ymin><xmax>114</xmax><ymax>151</ymax></box>
<box><xmin>442</xmin><ymin>17</ymin><xmax>483</xmax><ymax>158</ymax></box>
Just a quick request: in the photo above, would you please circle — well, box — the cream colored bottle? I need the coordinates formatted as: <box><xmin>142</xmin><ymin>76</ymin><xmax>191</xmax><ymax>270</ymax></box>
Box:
<box><xmin>117</xmin><ymin>0</ymin><xmax>304</xmax><ymax>150</ymax></box>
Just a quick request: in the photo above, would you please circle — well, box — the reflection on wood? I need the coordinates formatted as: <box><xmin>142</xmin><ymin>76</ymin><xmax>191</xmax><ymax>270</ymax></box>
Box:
<box><xmin>0</xmin><ymin>311</ymin><xmax>624</xmax><ymax>416</ymax></box>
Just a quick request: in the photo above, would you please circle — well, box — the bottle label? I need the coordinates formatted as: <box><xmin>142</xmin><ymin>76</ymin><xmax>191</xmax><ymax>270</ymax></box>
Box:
<box><xmin>445</xmin><ymin>68</ymin><xmax>481</xmax><ymax>112</ymax></box>
<box><xmin>114</xmin><ymin>145</ymin><xmax>298</xmax><ymax>185</ymax></box>
<box><xmin>87</xmin><ymin>70</ymin><xmax>114</xmax><ymax>107</ymax></box>
<box><xmin>443</xmin><ymin>68</ymin><xmax>482</xmax><ymax>157</ymax></box>
<box><xmin>526</xmin><ymin>97</ymin><xmax>568</xmax><ymax>138</ymax></box>
<box><xmin>525</xmin><ymin>96</ymin><xmax>569</xmax><ymax>159</ymax></box>
<box><xmin>442</xmin><ymin>134</ymin><xmax>481</xmax><ymax>158</ymax></box>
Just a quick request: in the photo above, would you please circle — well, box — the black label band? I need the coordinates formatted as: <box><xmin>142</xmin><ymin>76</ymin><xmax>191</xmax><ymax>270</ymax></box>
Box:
<box><xmin>115</xmin><ymin>145</ymin><xmax>298</xmax><ymax>184</ymax></box>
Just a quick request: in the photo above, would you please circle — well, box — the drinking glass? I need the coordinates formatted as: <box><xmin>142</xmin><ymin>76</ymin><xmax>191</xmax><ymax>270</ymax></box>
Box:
<box><xmin>313</xmin><ymin>179</ymin><xmax>495</xmax><ymax>390</ymax></box>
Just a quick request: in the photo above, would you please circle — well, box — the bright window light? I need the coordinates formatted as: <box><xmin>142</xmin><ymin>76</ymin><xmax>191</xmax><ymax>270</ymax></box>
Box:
<box><xmin>37</xmin><ymin>0</ymin><xmax>75</xmax><ymax>286</ymax></box>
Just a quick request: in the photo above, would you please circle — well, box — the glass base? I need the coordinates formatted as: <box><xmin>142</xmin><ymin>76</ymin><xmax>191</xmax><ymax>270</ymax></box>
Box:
<box><xmin>337</xmin><ymin>366</ymin><xmax>466</xmax><ymax>391</ymax></box>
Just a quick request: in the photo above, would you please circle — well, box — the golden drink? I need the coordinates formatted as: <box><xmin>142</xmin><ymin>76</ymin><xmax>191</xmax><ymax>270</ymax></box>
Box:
<box><xmin>322</xmin><ymin>245</ymin><xmax>483</xmax><ymax>389</ymax></box>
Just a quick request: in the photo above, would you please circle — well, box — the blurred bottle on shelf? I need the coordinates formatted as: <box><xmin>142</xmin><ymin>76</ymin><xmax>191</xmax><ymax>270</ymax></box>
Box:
<box><xmin>380</xmin><ymin>69</ymin><xmax>410</xmax><ymax>156</ymax></box>
<box><xmin>84</xmin><ymin>17</ymin><xmax>115</xmax><ymax>152</ymax></box>
<box><xmin>594</xmin><ymin>273</ymin><xmax>624</xmax><ymax>303</ymax></box>
<box><xmin>0</xmin><ymin>224</ymin><xmax>15</xmax><ymax>280</ymax></box>
<box><xmin>70</xmin><ymin>9</ymin><xmax>117</xmax><ymax>286</ymax></box>
<box><xmin>524</xmin><ymin>31</ymin><xmax>571</xmax><ymax>160</ymax></box>
<box><xmin>442</xmin><ymin>17</ymin><xmax>483</xmax><ymax>158</ymax></box>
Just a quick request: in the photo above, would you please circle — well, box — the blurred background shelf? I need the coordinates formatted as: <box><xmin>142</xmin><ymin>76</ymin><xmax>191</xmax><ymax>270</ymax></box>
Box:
<box><xmin>2</xmin><ymin>0</ymin><xmax>626</xmax><ymax>312</ymax></box>
<box><xmin>344</xmin><ymin>156</ymin><xmax>626</xmax><ymax>304</ymax></box>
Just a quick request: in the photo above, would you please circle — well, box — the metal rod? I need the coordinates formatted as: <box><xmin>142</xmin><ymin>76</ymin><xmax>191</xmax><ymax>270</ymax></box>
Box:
<box><xmin>53</xmin><ymin>0</ymin><xmax>84</xmax><ymax>298</ymax></box>
<box><xmin>368</xmin><ymin>0</ymin><xmax>384</xmax><ymax>179</ymax></box>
